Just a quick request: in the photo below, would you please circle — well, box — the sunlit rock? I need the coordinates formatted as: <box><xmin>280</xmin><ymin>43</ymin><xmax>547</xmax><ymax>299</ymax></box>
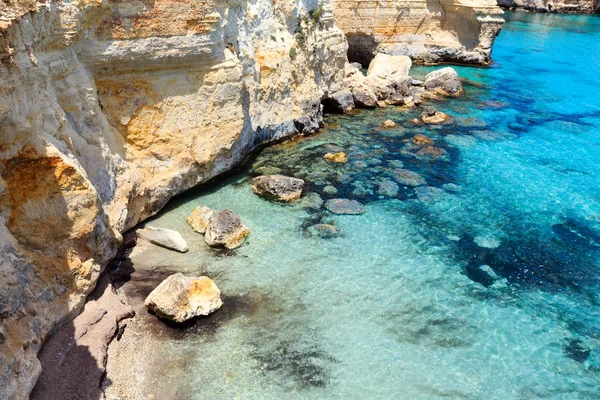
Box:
<box><xmin>145</xmin><ymin>273</ymin><xmax>222</xmax><ymax>323</ymax></box>
<box><xmin>187</xmin><ymin>206</ymin><xmax>214</xmax><ymax>234</ymax></box>
<box><xmin>324</xmin><ymin>152</ymin><xmax>348</xmax><ymax>163</ymax></box>
<box><xmin>137</xmin><ymin>227</ymin><xmax>189</xmax><ymax>253</ymax></box>
<box><xmin>252</xmin><ymin>175</ymin><xmax>305</xmax><ymax>202</ymax></box>
<box><xmin>205</xmin><ymin>210</ymin><xmax>250</xmax><ymax>249</ymax></box>
<box><xmin>425</xmin><ymin>67</ymin><xmax>463</xmax><ymax>97</ymax></box>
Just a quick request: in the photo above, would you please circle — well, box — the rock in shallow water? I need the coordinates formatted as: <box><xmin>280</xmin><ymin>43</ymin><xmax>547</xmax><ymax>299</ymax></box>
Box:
<box><xmin>393</xmin><ymin>169</ymin><xmax>426</xmax><ymax>187</ymax></box>
<box><xmin>425</xmin><ymin>67</ymin><xmax>463</xmax><ymax>96</ymax></box>
<box><xmin>187</xmin><ymin>206</ymin><xmax>214</xmax><ymax>234</ymax></box>
<box><xmin>205</xmin><ymin>210</ymin><xmax>250</xmax><ymax>249</ymax></box>
<box><xmin>144</xmin><ymin>273</ymin><xmax>223</xmax><ymax>323</ymax></box>
<box><xmin>378</xmin><ymin>180</ymin><xmax>399</xmax><ymax>197</ymax></box>
<box><xmin>137</xmin><ymin>227</ymin><xmax>189</xmax><ymax>253</ymax></box>
<box><xmin>324</xmin><ymin>152</ymin><xmax>348</xmax><ymax>163</ymax></box>
<box><xmin>252</xmin><ymin>175</ymin><xmax>305</xmax><ymax>202</ymax></box>
<box><xmin>325</xmin><ymin>198</ymin><xmax>367</xmax><ymax>215</ymax></box>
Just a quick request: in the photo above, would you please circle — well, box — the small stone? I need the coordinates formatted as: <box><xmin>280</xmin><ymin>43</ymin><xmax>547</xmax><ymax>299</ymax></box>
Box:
<box><xmin>393</xmin><ymin>169</ymin><xmax>426</xmax><ymax>187</ymax></box>
<box><xmin>323</xmin><ymin>185</ymin><xmax>338</xmax><ymax>195</ymax></box>
<box><xmin>325</xmin><ymin>198</ymin><xmax>367</xmax><ymax>215</ymax></box>
<box><xmin>137</xmin><ymin>227</ymin><xmax>189</xmax><ymax>253</ymax></box>
<box><xmin>145</xmin><ymin>273</ymin><xmax>222</xmax><ymax>323</ymax></box>
<box><xmin>187</xmin><ymin>206</ymin><xmax>214</xmax><ymax>234</ymax></box>
<box><xmin>324</xmin><ymin>152</ymin><xmax>348</xmax><ymax>163</ymax></box>
<box><xmin>378</xmin><ymin>181</ymin><xmax>399</xmax><ymax>197</ymax></box>
<box><xmin>411</xmin><ymin>134</ymin><xmax>434</xmax><ymax>146</ymax></box>
<box><xmin>252</xmin><ymin>175</ymin><xmax>305</xmax><ymax>202</ymax></box>
<box><xmin>381</xmin><ymin>119</ymin><xmax>396</xmax><ymax>128</ymax></box>
<box><xmin>205</xmin><ymin>210</ymin><xmax>250</xmax><ymax>249</ymax></box>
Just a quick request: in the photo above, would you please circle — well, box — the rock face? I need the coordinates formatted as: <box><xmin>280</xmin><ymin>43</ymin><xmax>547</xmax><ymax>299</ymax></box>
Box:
<box><xmin>205</xmin><ymin>210</ymin><xmax>250</xmax><ymax>249</ymax></box>
<box><xmin>252</xmin><ymin>175</ymin><xmax>305</xmax><ymax>202</ymax></box>
<box><xmin>497</xmin><ymin>0</ymin><xmax>597</xmax><ymax>12</ymax></box>
<box><xmin>137</xmin><ymin>227</ymin><xmax>189</xmax><ymax>253</ymax></box>
<box><xmin>332</xmin><ymin>0</ymin><xmax>505</xmax><ymax>65</ymax></box>
<box><xmin>144</xmin><ymin>273</ymin><xmax>223</xmax><ymax>323</ymax></box>
<box><xmin>0</xmin><ymin>0</ymin><xmax>347</xmax><ymax>397</ymax></box>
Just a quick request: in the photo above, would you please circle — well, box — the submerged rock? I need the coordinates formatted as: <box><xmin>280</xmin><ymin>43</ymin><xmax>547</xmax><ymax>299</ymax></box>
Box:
<box><xmin>252</xmin><ymin>175</ymin><xmax>305</xmax><ymax>202</ymax></box>
<box><xmin>425</xmin><ymin>67</ymin><xmax>463</xmax><ymax>96</ymax></box>
<box><xmin>303</xmin><ymin>192</ymin><xmax>324</xmax><ymax>209</ymax></box>
<box><xmin>205</xmin><ymin>210</ymin><xmax>250</xmax><ymax>249</ymax></box>
<box><xmin>411</xmin><ymin>134</ymin><xmax>434</xmax><ymax>146</ymax></box>
<box><xmin>324</xmin><ymin>152</ymin><xmax>348</xmax><ymax>163</ymax></box>
<box><xmin>137</xmin><ymin>227</ymin><xmax>189</xmax><ymax>253</ymax></box>
<box><xmin>323</xmin><ymin>185</ymin><xmax>338</xmax><ymax>195</ymax></box>
<box><xmin>187</xmin><ymin>206</ymin><xmax>214</xmax><ymax>234</ymax></box>
<box><xmin>378</xmin><ymin>180</ymin><xmax>399</xmax><ymax>197</ymax></box>
<box><xmin>393</xmin><ymin>169</ymin><xmax>426</xmax><ymax>187</ymax></box>
<box><xmin>415</xmin><ymin>146</ymin><xmax>449</xmax><ymax>161</ymax></box>
<box><xmin>307</xmin><ymin>223</ymin><xmax>340</xmax><ymax>239</ymax></box>
<box><xmin>325</xmin><ymin>198</ymin><xmax>367</xmax><ymax>215</ymax></box>
<box><xmin>414</xmin><ymin>186</ymin><xmax>445</xmax><ymax>203</ymax></box>
<box><xmin>144</xmin><ymin>273</ymin><xmax>223</xmax><ymax>323</ymax></box>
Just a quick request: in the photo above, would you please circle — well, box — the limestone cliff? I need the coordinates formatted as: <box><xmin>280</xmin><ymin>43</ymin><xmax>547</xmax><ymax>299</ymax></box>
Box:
<box><xmin>496</xmin><ymin>0</ymin><xmax>597</xmax><ymax>13</ymax></box>
<box><xmin>332</xmin><ymin>0</ymin><xmax>505</xmax><ymax>65</ymax></box>
<box><xmin>0</xmin><ymin>0</ymin><xmax>347</xmax><ymax>398</ymax></box>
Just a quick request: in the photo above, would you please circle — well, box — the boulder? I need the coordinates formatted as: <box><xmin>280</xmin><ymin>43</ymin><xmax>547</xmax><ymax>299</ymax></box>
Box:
<box><xmin>137</xmin><ymin>227</ymin><xmax>189</xmax><ymax>253</ymax></box>
<box><xmin>325</xmin><ymin>198</ymin><xmax>367</xmax><ymax>215</ymax></box>
<box><xmin>187</xmin><ymin>206</ymin><xmax>214</xmax><ymax>233</ymax></box>
<box><xmin>303</xmin><ymin>192</ymin><xmax>324</xmax><ymax>209</ymax></box>
<box><xmin>144</xmin><ymin>273</ymin><xmax>222</xmax><ymax>323</ymax></box>
<box><xmin>425</xmin><ymin>67</ymin><xmax>463</xmax><ymax>96</ymax></box>
<box><xmin>252</xmin><ymin>175</ymin><xmax>305</xmax><ymax>202</ymax></box>
<box><xmin>382</xmin><ymin>119</ymin><xmax>396</xmax><ymax>128</ymax></box>
<box><xmin>324</xmin><ymin>152</ymin><xmax>348</xmax><ymax>163</ymax></box>
<box><xmin>367</xmin><ymin>53</ymin><xmax>412</xmax><ymax>77</ymax></box>
<box><xmin>324</xmin><ymin>89</ymin><xmax>355</xmax><ymax>114</ymax></box>
<box><xmin>352</xmin><ymin>87</ymin><xmax>378</xmax><ymax>108</ymax></box>
<box><xmin>393</xmin><ymin>169</ymin><xmax>426</xmax><ymax>187</ymax></box>
<box><xmin>307</xmin><ymin>223</ymin><xmax>340</xmax><ymax>238</ymax></box>
<box><xmin>205</xmin><ymin>210</ymin><xmax>250</xmax><ymax>249</ymax></box>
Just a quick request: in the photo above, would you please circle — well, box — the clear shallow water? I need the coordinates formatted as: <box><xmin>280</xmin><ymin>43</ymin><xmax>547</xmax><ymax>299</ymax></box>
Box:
<box><xmin>107</xmin><ymin>12</ymin><xmax>600</xmax><ymax>399</ymax></box>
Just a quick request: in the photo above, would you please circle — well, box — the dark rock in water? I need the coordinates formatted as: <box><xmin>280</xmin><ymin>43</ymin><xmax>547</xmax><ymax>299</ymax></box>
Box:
<box><xmin>480</xmin><ymin>100</ymin><xmax>508</xmax><ymax>110</ymax></box>
<box><xmin>323</xmin><ymin>185</ymin><xmax>338</xmax><ymax>195</ymax></box>
<box><xmin>307</xmin><ymin>223</ymin><xmax>341</xmax><ymax>239</ymax></box>
<box><xmin>411</xmin><ymin>134</ymin><xmax>434</xmax><ymax>146</ymax></box>
<box><xmin>323</xmin><ymin>89</ymin><xmax>355</xmax><ymax>114</ymax></box>
<box><xmin>205</xmin><ymin>210</ymin><xmax>250</xmax><ymax>249</ymax></box>
<box><xmin>352</xmin><ymin>87</ymin><xmax>378</xmax><ymax>108</ymax></box>
<box><xmin>325</xmin><ymin>198</ymin><xmax>367</xmax><ymax>215</ymax></box>
<box><xmin>378</xmin><ymin>180</ymin><xmax>399</xmax><ymax>197</ymax></box>
<box><xmin>415</xmin><ymin>146</ymin><xmax>449</xmax><ymax>161</ymax></box>
<box><xmin>414</xmin><ymin>186</ymin><xmax>445</xmax><ymax>203</ymax></box>
<box><xmin>442</xmin><ymin>183</ymin><xmax>462</xmax><ymax>193</ymax></box>
<box><xmin>562</xmin><ymin>338</ymin><xmax>591</xmax><ymax>363</ymax></box>
<box><xmin>253</xmin><ymin>165</ymin><xmax>284</xmax><ymax>176</ymax></box>
<box><xmin>508</xmin><ymin>122</ymin><xmax>528</xmax><ymax>132</ymax></box>
<box><xmin>303</xmin><ymin>192</ymin><xmax>324</xmax><ymax>209</ymax></box>
<box><xmin>393</xmin><ymin>168</ymin><xmax>426</xmax><ymax>187</ymax></box>
<box><xmin>252</xmin><ymin>175</ymin><xmax>305</xmax><ymax>202</ymax></box>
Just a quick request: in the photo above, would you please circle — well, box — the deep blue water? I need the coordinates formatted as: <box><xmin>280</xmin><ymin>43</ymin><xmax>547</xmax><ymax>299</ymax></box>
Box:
<box><xmin>107</xmin><ymin>12</ymin><xmax>600</xmax><ymax>399</ymax></box>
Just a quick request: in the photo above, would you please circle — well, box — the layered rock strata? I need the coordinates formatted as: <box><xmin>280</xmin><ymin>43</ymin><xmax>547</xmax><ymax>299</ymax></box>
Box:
<box><xmin>0</xmin><ymin>0</ymin><xmax>347</xmax><ymax>398</ymax></box>
<box><xmin>332</xmin><ymin>0</ymin><xmax>505</xmax><ymax>65</ymax></box>
<box><xmin>497</xmin><ymin>0</ymin><xmax>598</xmax><ymax>13</ymax></box>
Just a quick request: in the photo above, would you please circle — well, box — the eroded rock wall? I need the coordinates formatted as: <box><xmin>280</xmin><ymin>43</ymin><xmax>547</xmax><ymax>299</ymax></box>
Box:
<box><xmin>0</xmin><ymin>1</ymin><xmax>347</xmax><ymax>398</ymax></box>
<box><xmin>332</xmin><ymin>0</ymin><xmax>505</xmax><ymax>65</ymax></box>
<box><xmin>497</xmin><ymin>0</ymin><xmax>596</xmax><ymax>13</ymax></box>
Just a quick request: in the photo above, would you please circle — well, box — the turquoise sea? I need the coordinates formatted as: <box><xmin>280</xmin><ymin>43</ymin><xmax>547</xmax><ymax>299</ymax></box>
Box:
<box><xmin>107</xmin><ymin>11</ymin><xmax>600</xmax><ymax>399</ymax></box>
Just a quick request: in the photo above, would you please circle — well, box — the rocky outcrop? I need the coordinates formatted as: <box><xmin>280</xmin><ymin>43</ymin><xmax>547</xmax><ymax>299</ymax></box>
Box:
<box><xmin>0</xmin><ymin>0</ymin><xmax>347</xmax><ymax>397</ymax></box>
<box><xmin>497</xmin><ymin>0</ymin><xmax>597</xmax><ymax>13</ymax></box>
<box><xmin>332</xmin><ymin>0</ymin><xmax>505</xmax><ymax>65</ymax></box>
<box><xmin>144</xmin><ymin>273</ymin><xmax>223</xmax><ymax>323</ymax></box>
